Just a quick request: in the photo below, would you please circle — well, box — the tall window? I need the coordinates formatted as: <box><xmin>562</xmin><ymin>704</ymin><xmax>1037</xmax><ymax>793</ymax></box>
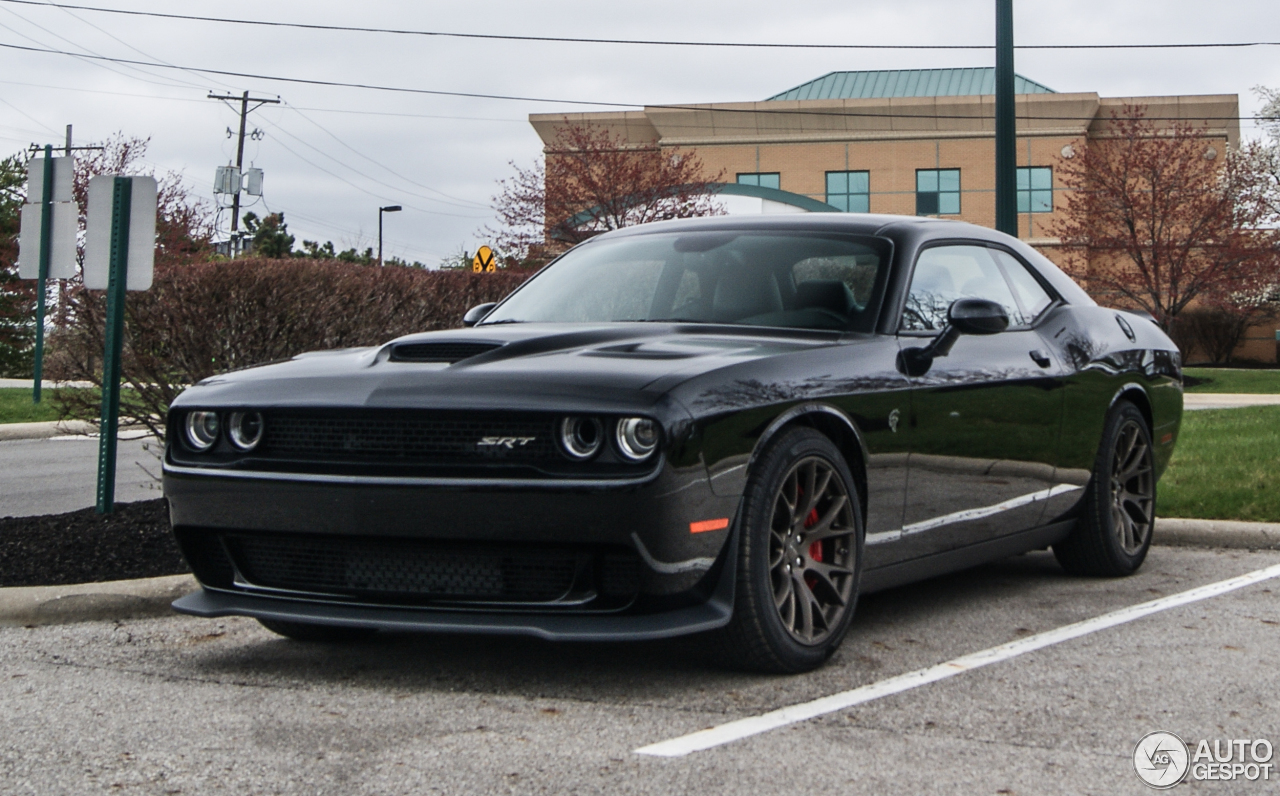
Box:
<box><xmin>737</xmin><ymin>172</ymin><xmax>780</xmax><ymax>190</ymax></box>
<box><xmin>1017</xmin><ymin>167</ymin><xmax>1053</xmax><ymax>213</ymax></box>
<box><xmin>826</xmin><ymin>171</ymin><xmax>870</xmax><ymax>212</ymax></box>
<box><xmin>916</xmin><ymin>169</ymin><xmax>960</xmax><ymax>215</ymax></box>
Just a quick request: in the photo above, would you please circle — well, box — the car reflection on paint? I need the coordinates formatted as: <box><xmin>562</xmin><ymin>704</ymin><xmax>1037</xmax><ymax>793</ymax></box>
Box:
<box><xmin>163</xmin><ymin>214</ymin><xmax>1182</xmax><ymax>673</ymax></box>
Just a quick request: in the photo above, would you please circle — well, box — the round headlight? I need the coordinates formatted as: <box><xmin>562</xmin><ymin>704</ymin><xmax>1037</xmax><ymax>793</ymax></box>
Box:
<box><xmin>615</xmin><ymin>417</ymin><xmax>659</xmax><ymax>462</ymax></box>
<box><xmin>559</xmin><ymin>416</ymin><xmax>603</xmax><ymax>460</ymax></box>
<box><xmin>228</xmin><ymin>411</ymin><xmax>264</xmax><ymax>451</ymax></box>
<box><xmin>184</xmin><ymin>411</ymin><xmax>220</xmax><ymax>451</ymax></box>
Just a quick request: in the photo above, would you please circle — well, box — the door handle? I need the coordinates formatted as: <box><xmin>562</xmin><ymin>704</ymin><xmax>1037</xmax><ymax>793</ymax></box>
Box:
<box><xmin>1029</xmin><ymin>349</ymin><xmax>1051</xmax><ymax>368</ymax></box>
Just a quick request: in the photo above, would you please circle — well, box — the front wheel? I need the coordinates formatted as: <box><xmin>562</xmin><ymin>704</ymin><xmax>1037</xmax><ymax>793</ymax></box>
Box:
<box><xmin>713</xmin><ymin>427</ymin><xmax>864</xmax><ymax>673</ymax></box>
<box><xmin>1053</xmin><ymin>401</ymin><xmax>1156</xmax><ymax>576</ymax></box>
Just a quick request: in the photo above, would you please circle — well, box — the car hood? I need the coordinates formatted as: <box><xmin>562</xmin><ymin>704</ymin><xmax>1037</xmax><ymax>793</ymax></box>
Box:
<box><xmin>173</xmin><ymin>323</ymin><xmax>846</xmax><ymax>414</ymax></box>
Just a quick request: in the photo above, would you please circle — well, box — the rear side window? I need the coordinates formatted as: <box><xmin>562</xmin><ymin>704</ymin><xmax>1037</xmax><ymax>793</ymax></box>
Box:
<box><xmin>991</xmin><ymin>249</ymin><xmax>1055</xmax><ymax>322</ymax></box>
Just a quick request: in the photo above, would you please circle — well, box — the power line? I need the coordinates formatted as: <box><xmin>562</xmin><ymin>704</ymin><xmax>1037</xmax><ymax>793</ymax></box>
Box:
<box><xmin>3</xmin><ymin>0</ymin><xmax>1279</xmax><ymax>51</ymax></box>
<box><xmin>257</xmin><ymin>121</ymin><xmax>488</xmax><ymax>222</ymax></box>
<box><xmin>259</xmin><ymin>116</ymin><xmax>489</xmax><ymax>217</ymax></box>
<box><xmin>0</xmin><ymin>77</ymin><xmax>529</xmax><ymax>122</ymax></box>
<box><xmin>283</xmin><ymin>105</ymin><xmax>491</xmax><ymax>209</ymax></box>
<box><xmin>0</xmin><ymin>39</ymin><xmax>1271</xmax><ymax>125</ymax></box>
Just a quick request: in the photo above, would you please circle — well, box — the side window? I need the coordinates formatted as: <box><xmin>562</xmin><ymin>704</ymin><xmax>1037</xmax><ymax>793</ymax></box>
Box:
<box><xmin>900</xmin><ymin>245</ymin><xmax>1021</xmax><ymax>331</ymax></box>
<box><xmin>991</xmin><ymin>250</ymin><xmax>1055</xmax><ymax>322</ymax></box>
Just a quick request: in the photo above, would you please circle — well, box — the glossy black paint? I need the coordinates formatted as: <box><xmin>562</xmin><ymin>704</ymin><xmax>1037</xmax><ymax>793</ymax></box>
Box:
<box><xmin>165</xmin><ymin>214</ymin><xmax>1182</xmax><ymax>639</ymax></box>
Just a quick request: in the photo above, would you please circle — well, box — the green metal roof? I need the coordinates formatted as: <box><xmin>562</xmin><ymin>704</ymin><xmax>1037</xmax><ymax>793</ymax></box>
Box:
<box><xmin>766</xmin><ymin>68</ymin><xmax>1055</xmax><ymax>101</ymax></box>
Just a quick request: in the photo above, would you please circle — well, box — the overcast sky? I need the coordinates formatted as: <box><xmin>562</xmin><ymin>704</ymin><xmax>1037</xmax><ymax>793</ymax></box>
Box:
<box><xmin>2</xmin><ymin>0</ymin><xmax>1277</xmax><ymax>265</ymax></box>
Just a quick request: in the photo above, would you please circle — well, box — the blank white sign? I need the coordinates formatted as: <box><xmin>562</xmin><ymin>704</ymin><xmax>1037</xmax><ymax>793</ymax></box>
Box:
<box><xmin>17</xmin><ymin>201</ymin><xmax>78</xmax><ymax>280</ymax></box>
<box><xmin>84</xmin><ymin>175</ymin><xmax>157</xmax><ymax>291</ymax></box>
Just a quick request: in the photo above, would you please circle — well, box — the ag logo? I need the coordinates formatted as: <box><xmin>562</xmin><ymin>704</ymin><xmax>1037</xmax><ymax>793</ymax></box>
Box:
<box><xmin>477</xmin><ymin>436</ymin><xmax>535</xmax><ymax>450</ymax></box>
<box><xmin>1133</xmin><ymin>731</ymin><xmax>1189</xmax><ymax>789</ymax></box>
<box><xmin>888</xmin><ymin>409</ymin><xmax>900</xmax><ymax>433</ymax></box>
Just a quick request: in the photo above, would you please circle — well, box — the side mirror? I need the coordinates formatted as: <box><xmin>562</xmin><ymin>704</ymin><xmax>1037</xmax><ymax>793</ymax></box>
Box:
<box><xmin>948</xmin><ymin>298</ymin><xmax>1009</xmax><ymax>336</ymax></box>
<box><xmin>462</xmin><ymin>302</ymin><xmax>497</xmax><ymax>327</ymax></box>
<box><xmin>899</xmin><ymin>298</ymin><xmax>1010</xmax><ymax>376</ymax></box>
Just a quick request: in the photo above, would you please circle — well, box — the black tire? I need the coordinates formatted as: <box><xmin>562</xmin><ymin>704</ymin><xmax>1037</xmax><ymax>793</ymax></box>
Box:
<box><xmin>1053</xmin><ymin>401</ymin><xmax>1156</xmax><ymax>577</ymax></box>
<box><xmin>712</xmin><ymin>427</ymin><xmax>864</xmax><ymax>673</ymax></box>
<box><xmin>257</xmin><ymin>618</ymin><xmax>377</xmax><ymax>643</ymax></box>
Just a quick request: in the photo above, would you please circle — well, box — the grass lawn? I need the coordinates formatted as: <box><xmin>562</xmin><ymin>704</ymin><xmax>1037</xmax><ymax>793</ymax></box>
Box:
<box><xmin>1159</xmin><ymin>405</ymin><xmax>1280</xmax><ymax>522</ymax></box>
<box><xmin>1182</xmin><ymin>367</ymin><xmax>1280</xmax><ymax>394</ymax></box>
<box><xmin>0</xmin><ymin>388</ymin><xmax>65</xmax><ymax>423</ymax></box>
<box><xmin>0</xmin><ymin>387</ymin><xmax>105</xmax><ymax>424</ymax></box>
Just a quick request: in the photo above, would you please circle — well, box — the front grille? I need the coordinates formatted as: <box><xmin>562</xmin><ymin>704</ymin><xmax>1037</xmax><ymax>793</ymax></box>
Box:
<box><xmin>181</xmin><ymin>531</ymin><xmax>643</xmax><ymax>608</ymax></box>
<box><xmin>390</xmin><ymin>342</ymin><xmax>503</xmax><ymax>363</ymax></box>
<box><xmin>260</xmin><ymin>410</ymin><xmax>557</xmax><ymax>465</ymax></box>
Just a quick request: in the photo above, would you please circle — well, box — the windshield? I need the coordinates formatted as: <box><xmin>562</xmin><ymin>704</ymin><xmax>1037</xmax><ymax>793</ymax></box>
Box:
<box><xmin>481</xmin><ymin>230</ymin><xmax>893</xmax><ymax>332</ymax></box>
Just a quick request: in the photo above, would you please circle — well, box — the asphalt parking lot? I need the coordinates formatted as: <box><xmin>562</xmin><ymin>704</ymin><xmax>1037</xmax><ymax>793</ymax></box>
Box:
<box><xmin>2</xmin><ymin>545</ymin><xmax>1276</xmax><ymax>795</ymax></box>
<box><xmin>0</xmin><ymin>435</ymin><xmax>160</xmax><ymax>518</ymax></box>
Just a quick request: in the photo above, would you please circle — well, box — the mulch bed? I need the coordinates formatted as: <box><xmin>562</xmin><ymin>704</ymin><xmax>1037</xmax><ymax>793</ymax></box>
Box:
<box><xmin>0</xmin><ymin>498</ymin><xmax>189</xmax><ymax>588</ymax></box>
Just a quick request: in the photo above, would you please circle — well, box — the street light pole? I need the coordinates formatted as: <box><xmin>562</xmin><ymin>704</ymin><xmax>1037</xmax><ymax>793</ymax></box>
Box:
<box><xmin>378</xmin><ymin>205</ymin><xmax>402</xmax><ymax>266</ymax></box>
<box><xmin>994</xmin><ymin>0</ymin><xmax>1018</xmax><ymax>237</ymax></box>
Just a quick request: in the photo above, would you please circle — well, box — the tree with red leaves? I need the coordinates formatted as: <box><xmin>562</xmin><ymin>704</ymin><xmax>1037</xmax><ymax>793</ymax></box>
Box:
<box><xmin>489</xmin><ymin>120</ymin><xmax>724</xmax><ymax>265</ymax></box>
<box><xmin>1052</xmin><ymin>106</ymin><xmax>1278</xmax><ymax>332</ymax></box>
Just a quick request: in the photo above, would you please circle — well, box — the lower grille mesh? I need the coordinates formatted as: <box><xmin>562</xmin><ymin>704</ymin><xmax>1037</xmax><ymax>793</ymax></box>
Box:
<box><xmin>222</xmin><ymin>533</ymin><xmax>636</xmax><ymax>605</ymax></box>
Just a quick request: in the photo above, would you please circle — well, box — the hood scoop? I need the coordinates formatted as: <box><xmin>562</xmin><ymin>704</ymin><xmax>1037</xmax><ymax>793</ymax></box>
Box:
<box><xmin>390</xmin><ymin>341</ymin><xmax>503</xmax><ymax>363</ymax></box>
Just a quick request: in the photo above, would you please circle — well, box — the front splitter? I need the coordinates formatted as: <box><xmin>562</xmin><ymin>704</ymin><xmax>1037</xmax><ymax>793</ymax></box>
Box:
<box><xmin>172</xmin><ymin>587</ymin><xmax>732</xmax><ymax>642</ymax></box>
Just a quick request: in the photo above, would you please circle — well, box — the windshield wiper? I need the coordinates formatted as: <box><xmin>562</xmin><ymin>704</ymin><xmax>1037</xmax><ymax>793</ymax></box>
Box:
<box><xmin>478</xmin><ymin>318</ymin><xmax>525</xmax><ymax>325</ymax></box>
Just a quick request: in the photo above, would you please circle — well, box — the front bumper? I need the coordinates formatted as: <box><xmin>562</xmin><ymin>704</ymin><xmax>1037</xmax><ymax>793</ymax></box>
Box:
<box><xmin>163</xmin><ymin>457</ymin><xmax>742</xmax><ymax>637</ymax></box>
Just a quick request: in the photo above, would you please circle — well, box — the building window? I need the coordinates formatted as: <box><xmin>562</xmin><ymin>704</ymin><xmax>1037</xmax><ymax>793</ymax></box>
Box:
<box><xmin>1017</xmin><ymin>166</ymin><xmax>1053</xmax><ymax>213</ymax></box>
<box><xmin>737</xmin><ymin>172</ymin><xmax>780</xmax><ymax>190</ymax></box>
<box><xmin>916</xmin><ymin>169</ymin><xmax>960</xmax><ymax>215</ymax></box>
<box><xmin>826</xmin><ymin>171</ymin><xmax>870</xmax><ymax>212</ymax></box>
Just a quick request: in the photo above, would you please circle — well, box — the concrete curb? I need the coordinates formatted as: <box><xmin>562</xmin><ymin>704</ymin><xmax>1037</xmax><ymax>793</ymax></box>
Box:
<box><xmin>1155</xmin><ymin>518</ymin><xmax>1280</xmax><ymax>550</ymax></box>
<box><xmin>0</xmin><ymin>520</ymin><xmax>1275</xmax><ymax>628</ymax></box>
<box><xmin>0</xmin><ymin>574</ymin><xmax>197</xmax><ymax>627</ymax></box>
<box><xmin>0</xmin><ymin>419</ymin><xmax>95</xmax><ymax>441</ymax></box>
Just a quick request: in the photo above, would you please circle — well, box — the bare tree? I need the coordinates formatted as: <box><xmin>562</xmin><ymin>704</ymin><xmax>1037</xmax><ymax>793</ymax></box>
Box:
<box><xmin>1051</xmin><ymin>105</ymin><xmax>1277</xmax><ymax>331</ymax></box>
<box><xmin>489</xmin><ymin>120</ymin><xmax>724</xmax><ymax>265</ymax></box>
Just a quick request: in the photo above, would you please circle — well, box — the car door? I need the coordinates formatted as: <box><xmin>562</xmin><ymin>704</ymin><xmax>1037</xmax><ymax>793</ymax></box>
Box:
<box><xmin>894</xmin><ymin>243</ymin><xmax>1065</xmax><ymax>561</ymax></box>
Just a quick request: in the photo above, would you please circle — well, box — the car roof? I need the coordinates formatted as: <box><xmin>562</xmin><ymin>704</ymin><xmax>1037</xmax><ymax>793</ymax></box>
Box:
<box><xmin>596</xmin><ymin>213</ymin><xmax>1000</xmax><ymax>241</ymax></box>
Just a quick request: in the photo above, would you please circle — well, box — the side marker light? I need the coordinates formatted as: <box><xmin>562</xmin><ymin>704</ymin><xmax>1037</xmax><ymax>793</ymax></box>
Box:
<box><xmin>690</xmin><ymin>518</ymin><xmax>730</xmax><ymax>534</ymax></box>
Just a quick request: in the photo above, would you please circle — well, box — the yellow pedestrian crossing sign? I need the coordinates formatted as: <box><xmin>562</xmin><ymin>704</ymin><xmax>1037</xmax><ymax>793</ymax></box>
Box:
<box><xmin>472</xmin><ymin>245</ymin><xmax>496</xmax><ymax>272</ymax></box>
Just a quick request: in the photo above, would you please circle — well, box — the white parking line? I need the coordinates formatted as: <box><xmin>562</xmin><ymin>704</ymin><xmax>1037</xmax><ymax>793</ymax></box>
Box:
<box><xmin>635</xmin><ymin>561</ymin><xmax>1280</xmax><ymax>758</ymax></box>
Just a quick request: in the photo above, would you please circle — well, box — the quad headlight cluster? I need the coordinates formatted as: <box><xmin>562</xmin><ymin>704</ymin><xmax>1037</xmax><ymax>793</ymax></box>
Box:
<box><xmin>558</xmin><ymin>416</ymin><xmax>659</xmax><ymax>463</ymax></box>
<box><xmin>182</xmin><ymin>410</ymin><xmax>264</xmax><ymax>452</ymax></box>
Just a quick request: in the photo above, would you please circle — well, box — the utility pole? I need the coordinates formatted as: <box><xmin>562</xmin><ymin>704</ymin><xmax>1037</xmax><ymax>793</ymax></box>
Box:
<box><xmin>994</xmin><ymin>0</ymin><xmax>1018</xmax><ymax>237</ymax></box>
<box><xmin>378</xmin><ymin>205</ymin><xmax>401</xmax><ymax>266</ymax></box>
<box><xmin>208</xmin><ymin>91</ymin><xmax>279</xmax><ymax>253</ymax></box>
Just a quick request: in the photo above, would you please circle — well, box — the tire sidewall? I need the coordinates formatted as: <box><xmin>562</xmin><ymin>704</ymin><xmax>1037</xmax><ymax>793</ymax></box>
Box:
<box><xmin>738</xmin><ymin>427</ymin><xmax>865</xmax><ymax>670</ymax></box>
<box><xmin>1090</xmin><ymin>402</ymin><xmax>1155</xmax><ymax>573</ymax></box>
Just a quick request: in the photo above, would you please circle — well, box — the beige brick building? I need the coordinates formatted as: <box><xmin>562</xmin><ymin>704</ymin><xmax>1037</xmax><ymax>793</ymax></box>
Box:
<box><xmin>530</xmin><ymin>69</ymin><xmax>1270</xmax><ymax>360</ymax></box>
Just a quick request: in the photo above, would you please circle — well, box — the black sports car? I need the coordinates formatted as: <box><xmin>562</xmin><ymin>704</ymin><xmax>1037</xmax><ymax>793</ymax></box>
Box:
<box><xmin>165</xmin><ymin>214</ymin><xmax>1182</xmax><ymax>673</ymax></box>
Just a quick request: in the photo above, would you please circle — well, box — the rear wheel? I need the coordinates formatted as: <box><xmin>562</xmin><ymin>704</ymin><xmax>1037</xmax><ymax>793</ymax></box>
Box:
<box><xmin>1053</xmin><ymin>401</ymin><xmax>1155</xmax><ymax>576</ymax></box>
<box><xmin>714</xmin><ymin>427</ymin><xmax>863</xmax><ymax>673</ymax></box>
<box><xmin>257</xmin><ymin>618</ymin><xmax>377</xmax><ymax>643</ymax></box>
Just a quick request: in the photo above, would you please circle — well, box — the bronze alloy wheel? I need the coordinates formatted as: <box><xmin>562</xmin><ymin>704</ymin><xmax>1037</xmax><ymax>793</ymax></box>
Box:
<box><xmin>1110</xmin><ymin>418</ymin><xmax>1155</xmax><ymax>555</ymax></box>
<box><xmin>768</xmin><ymin>456</ymin><xmax>858</xmax><ymax>645</ymax></box>
<box><xmin>1053</xmin><ymin>401</ymin><xmax>1156</xmax><ymax>577</ymax></box>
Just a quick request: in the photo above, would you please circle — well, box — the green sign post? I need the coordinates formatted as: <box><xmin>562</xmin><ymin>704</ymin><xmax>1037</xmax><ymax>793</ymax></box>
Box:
<box><xmin>83</xmin><ymin>172</ymin><xmax>157</xmax><ymax>514</ymax></box>
<box><xmin>32</xmin><ymin>145</ymin><xmax>53</xmax><ymax>403</ymax></box>
<box><xmin>95</xmin><ymin>177</ymin><xmax>132</xmax><ymax>514</ymax></box>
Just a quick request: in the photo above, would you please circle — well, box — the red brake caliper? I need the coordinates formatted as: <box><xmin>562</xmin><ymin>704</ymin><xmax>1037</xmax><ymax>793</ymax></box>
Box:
<box><xmin>804</xmin><ymin>508</ymin><xmax>823</xmax><ymax>562</ymax></box>
<box><xmin>804</xmin><ymin>507</ymin><xmax>823</xmax><ymax>591</ymax></box>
